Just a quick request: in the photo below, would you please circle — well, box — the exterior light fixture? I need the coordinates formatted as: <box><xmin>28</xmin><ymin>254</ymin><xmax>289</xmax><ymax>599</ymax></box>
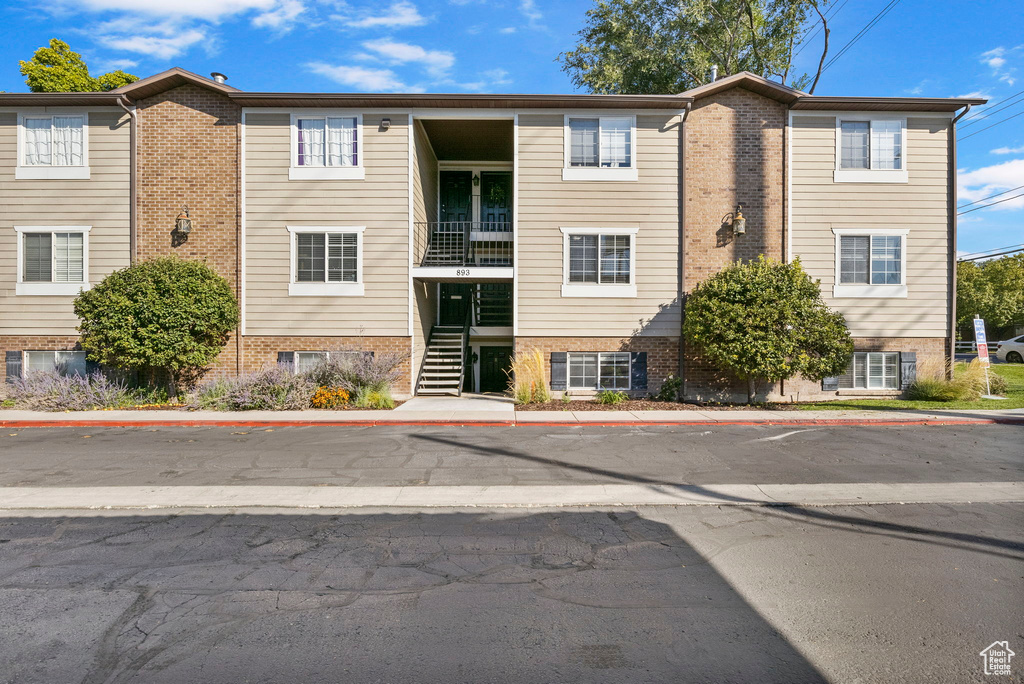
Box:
<box><xmin>472</xmin><ymin>174</ymin><xmax>480</xmax><ymax>187</ymax></box>
<box><xmin>175</xmin><ymin>206</ymin><xmax>193</xmax><ymax>235</ymax></box>
<box><xmin>380</xmin><ymin>117</ymin><xmax>391</xmax><ymax>131</ymax></box>
<box><xmin>732</xmin><ymin>204</ymin><xmax>746</xmax><ymax>236</ymax></box>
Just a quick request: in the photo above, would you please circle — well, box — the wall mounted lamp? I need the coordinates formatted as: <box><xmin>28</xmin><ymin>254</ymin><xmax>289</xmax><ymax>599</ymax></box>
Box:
<box><xmin>731</xmin><ymin>204</ymin><xmax>746</xmax><ymax>236</ymax></box>
<box><xmin>472</xmin><ymin>173</ymin><xmax>480</xmax><ymax>187</ymax></box>
<box><xmin>380</xmin><ymin>117</ymin><xmax>391</xmax><ymax>131</ymax></box>
<box><xmin>175</xmin><ymin>206</ymin><xmax>193</xmax><ymax>235</ymax></box>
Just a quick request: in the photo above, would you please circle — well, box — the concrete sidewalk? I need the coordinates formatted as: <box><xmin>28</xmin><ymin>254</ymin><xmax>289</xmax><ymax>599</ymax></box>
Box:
<box><xmin>1</xmin><ymin>406</ymin><xmax>1022</xmax><ymax>427</ymax></box>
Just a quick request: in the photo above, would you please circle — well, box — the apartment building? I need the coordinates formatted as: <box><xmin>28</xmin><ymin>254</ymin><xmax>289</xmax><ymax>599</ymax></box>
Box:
<box><xmin>0</xmin><ymin>69</ymin><xmax>983</xmax><ymax>401</ymax></box>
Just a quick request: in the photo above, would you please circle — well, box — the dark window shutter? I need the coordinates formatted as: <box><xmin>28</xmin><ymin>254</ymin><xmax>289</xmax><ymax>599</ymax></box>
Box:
<box><xmin>277</xmin><ymin>351</ymin><xmax>295</xmax><ymax>367</ymax></box>
<box><xmin>899</xmin><ymin>351</ymin><xmax>916</xmax><ymax>390</ymax></box>
<box><xmin>821</xmin><ymin>376</ymin><xmax>839</xmax><ymax>391</ymax></box>
<box><xmin>5</xmin><ymin>351</ymin><xmax>22</xmax><ymax>384</ymax></box>
<box><xmin>550</xmin><ymin>352</ymin><xmax>567</xmax><ymax>391</ymax></box>
<box><xmin>630</xmin><ymin>352</ymin><xmax>647</xmax><ymax>391</ymax></box>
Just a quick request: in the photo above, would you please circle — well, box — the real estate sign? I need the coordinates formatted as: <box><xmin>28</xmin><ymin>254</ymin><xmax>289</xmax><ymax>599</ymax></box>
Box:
<box><xmin>973</xmin><ymin>318</ymin><xmax>991</xmax><ymax>368</ymax></box>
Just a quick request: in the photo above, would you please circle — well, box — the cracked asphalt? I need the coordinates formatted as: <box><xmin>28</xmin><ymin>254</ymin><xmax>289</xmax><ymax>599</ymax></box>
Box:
<box><xmin>0</xmin><ymin>504</ymin><xmax>1021</xmax><ymax>683</ymax></box>
<box><xmin>0</xmin><ymin>424</ymin><xmax>1021</xmax><ymax>487</ymax></box>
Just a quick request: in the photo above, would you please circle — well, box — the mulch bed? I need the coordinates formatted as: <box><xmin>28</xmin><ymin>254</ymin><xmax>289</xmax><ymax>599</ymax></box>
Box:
<box><xmin>516</xmin><ymin>399</ymin><xmax>801</xmax><ymax>411</ymax></box>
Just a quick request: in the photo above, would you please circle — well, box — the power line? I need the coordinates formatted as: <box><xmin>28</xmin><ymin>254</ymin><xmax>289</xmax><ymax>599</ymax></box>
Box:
<box><xmin>959</xmin><ymin>243</ymin><xmax>1024</xmax><ymax>260</ymax></box>
<box><xmin>958</xmin><ymin>191</ymin><xmax>1024</xmax><ymax>215</ymax></box>
<box><xmin>792</xmin><ymin>0</ymin><xmax>851</xmax><ymax>60</ymax></box>
<box><xmin>820</xmin><ymin>0</ymin><xmax>902</xmax><ymax>74</ymax></box>
<box><xmin>958</xmin><ymin>183</ymin><xmax>1024</xmax><ymax>209</ymax></box>
<box><xmin>959</xmin><ymin>247</ymin><xmax>1024</xmax><ymax>262</ymax></box>
<box><xmin>959</xmin><ymin>109</ymin><xmax>1024</xmax><ymax>141</ymax></box>
<box><xmin>959</xmin><ymin>90</ymin><xmax>1024</xmax><ymax>129</ymax></box>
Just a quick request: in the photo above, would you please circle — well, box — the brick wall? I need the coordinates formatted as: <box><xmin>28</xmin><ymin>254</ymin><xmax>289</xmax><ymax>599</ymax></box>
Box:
<box><xmin>683</xmin><ymin>87</ymin><xmax>788</xmax><ymax>398</ymax></box>
<box><xmin>136</xmin><ymin>83</ymin><xmax>242</xmax><ymax>377</ymax></box>
<box><xmin>514</xmin><ymin>336</ymin><xmax>680</xmax><ymax>395</ymax></box>
<box><xmin>244</xmin><ymin>336</ymin><xmax>414</xmax><ymax>397</ymax></box>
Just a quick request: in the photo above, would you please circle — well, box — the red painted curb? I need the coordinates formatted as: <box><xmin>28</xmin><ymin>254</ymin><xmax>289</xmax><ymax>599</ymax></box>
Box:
<box><xmin>1</xmin><ymin>418</ymin><xmax>1021</xmax><ymax>429</ymax></box>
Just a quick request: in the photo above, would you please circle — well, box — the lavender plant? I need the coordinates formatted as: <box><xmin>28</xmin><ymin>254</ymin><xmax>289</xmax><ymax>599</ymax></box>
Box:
<box><xmin>190</xmin><ymin>366</ymin><xmax>316</xmax><ymax>411</ymax></box>
<box><xmin>303</xmin><ymin>351</ymin><xmax>407</xmax><ymax>393</ymax></box>
<box><xmin>9</xmin><ymin>370</ymin><xmax>136</xmax><ymax>411</ymax></box>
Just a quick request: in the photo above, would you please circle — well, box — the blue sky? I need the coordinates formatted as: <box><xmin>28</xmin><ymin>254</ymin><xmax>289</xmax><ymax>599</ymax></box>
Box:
<box><xmin>1</xmin><ymin>0</ymin><xmax>1021</xmax><ymax>255</ymax></box>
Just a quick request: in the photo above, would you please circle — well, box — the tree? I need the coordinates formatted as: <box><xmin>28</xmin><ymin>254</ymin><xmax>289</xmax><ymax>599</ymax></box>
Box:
<box><xmin>683</xmin><ymin>256</ymin><xmax>852</xmax><ymax>403</ymax></box>
<box><xmin>957</xmin><ymin>254</ymin><xmax>1024</xmax><ymax>336</ymax></box>
<box><xmin>558</xmin><ymin>0</ymin><xmax>830</xmax><ymax>95</ymax></box>
<box><xmin>19</xmin><ymin>39</ymin><xmax>138</xmax><ymax>93</ymax></box>
<box><xmin>73</xmin><ymin>258</ymin><xmax>239</xmax><ymax>392</ymax></box>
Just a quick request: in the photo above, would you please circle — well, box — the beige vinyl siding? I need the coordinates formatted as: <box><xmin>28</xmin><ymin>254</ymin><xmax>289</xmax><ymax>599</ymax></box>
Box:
<box><xmin>0</xmin><ymin>110</ymin><xmax>130</xmax><ymax>335</ymax></box>
<box><xmin>790</xmin><ymin>114</ymin><xmax>951</xmax><ymax>338</ymax></box>
<box><xmin>516</xmin><ymin>113</ymin><xmax>681</xmax><ymax>337</ymax></box>
<box><xmin>244</xmin><ymin>112</ymin><xmax>411</xmax><ymax>336</ymax></box>
<box><xmin>410</xmin><ymin>120</ymin><xmax>439</xmax><ymax>382</ymax></box>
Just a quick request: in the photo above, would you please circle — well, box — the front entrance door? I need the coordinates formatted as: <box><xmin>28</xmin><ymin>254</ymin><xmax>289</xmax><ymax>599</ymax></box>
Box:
<box><xmin>479</xmin><ymin>171</ymin><xmax>512</xmax><ymax>224</ymax></box>
<box><xmin>439</xmin><ymin>171</ymin><xmax>473</xmax><ymax>222</ymax></box>
<box><xmin>479</xmin><ymin>346</ymin><xmax>513</xmax><ymax>393</ymax></box>
<box><xmin>439</xmin><ymin>283</ymin><xmax>473</xmax><ymax>326</ymax></box>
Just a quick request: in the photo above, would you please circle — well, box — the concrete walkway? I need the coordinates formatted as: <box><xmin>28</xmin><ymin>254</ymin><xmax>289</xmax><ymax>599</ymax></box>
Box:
<box><xmin>1</xmin><ymin>406</ymin><xmax>1022</xmax><ymax>427</ymax></box>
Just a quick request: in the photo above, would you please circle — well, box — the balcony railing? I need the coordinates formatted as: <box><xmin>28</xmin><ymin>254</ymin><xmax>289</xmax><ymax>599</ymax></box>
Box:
<box><xmin>414</xmin><ymin>222</ymin><xmax>513</xmax><ymax>268</ymax></box>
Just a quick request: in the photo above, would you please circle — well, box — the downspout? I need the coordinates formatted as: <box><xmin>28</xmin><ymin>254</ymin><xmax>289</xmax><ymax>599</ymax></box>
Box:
<box><xmin>947</xmin><ymin>104</ymin><xmax>972</xmax><ymax>375</ymax></box>
<box><xmin>116</xmin><ymin>96</ymin><xmax>137</xmax><ymax>264</ymax></box>
<box><xmin>678</xmin><ymin>102</ymin><xmax>692</xmax><ymax>399</ymax></box>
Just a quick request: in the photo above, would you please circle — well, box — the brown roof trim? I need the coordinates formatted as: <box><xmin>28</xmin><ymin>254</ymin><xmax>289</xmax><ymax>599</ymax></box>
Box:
<box><xmin>792</xmin><ymin>96</ymin><xmax>988</xmax><ymax>112</ymax></box>
<box><xmin>0</xmin><ymin>92</ymin><xmax>122</xmax><ymax>107</ymax></box>
<box><xmin>229</xmin><ymin>92</ymin><xmax>692</xmax><ymax>109</ymax></box>
<box><xmin>111</xmin><ymin>67</ymin><xmax>240</xmax><ymax>100</ymax></box>
<box><xmin>681</xmin><ymin>71</ymin><xmax>806</xmax><ymax>104</ymax></box>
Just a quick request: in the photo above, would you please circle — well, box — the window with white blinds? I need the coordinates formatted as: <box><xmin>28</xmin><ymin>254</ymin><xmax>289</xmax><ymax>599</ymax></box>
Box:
<box><xmin>838</xmin><ymin>352</ymin><xmax>899</xmax><ymax>390</ymax></box>
<box><xmin>288</xmin><ymin>227</ymin><xmax>365</xmax><ymax>296</ymax></box>
<box><xmin>839</xmin><ymin>234</ymin><xmax>902</xmax><ymax>285</ymax></box>
<box><xmin>567</xmin><ymin>234</ymin><xmax>632</xmax><ymax>284</ymax></box>
<box><xmin>568</xmin><ymin>352</ymin><xmax>631</xmax><ymax>390</ymax></box>
<box><xmin>834</xmin><ymin>117</ymin><xmax>906</xmax><ymax>182</ymax></box>
<box><xmin>20</xmin><ymin>230</ymin><xmax>87</xmax><ymax>285</ymax></box>
<box><xmin>568</xmin><ymin>116</ymin><xmax>633</xmax><ymax>168</ymax></box>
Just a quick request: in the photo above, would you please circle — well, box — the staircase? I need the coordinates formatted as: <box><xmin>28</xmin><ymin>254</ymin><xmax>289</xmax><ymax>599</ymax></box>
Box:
<box><xmin>416</xmin><ymin>325</ymin><xmax>466</xmax><ymax>395</ymax></box>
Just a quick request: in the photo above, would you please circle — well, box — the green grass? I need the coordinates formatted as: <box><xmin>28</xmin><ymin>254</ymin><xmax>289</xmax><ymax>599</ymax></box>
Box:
<box><xmin>802</xmin><ymin>364</ymin><xmax>1024</xmax><ymax>411</ymax></box>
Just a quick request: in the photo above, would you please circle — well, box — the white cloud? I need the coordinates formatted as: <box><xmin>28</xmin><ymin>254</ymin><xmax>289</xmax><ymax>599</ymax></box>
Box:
<box><xmin>482</xmin><ymin>68</ymin><xmax>511</xmax><ymax>85</ymax></box>
<box><xmin>499</xmin><ymin>26</ymin><xmax>516</xmax><ymax>34</ymax></box>
<box><xmin>958</xmin><ymin>159</ymin><xmax>1024</xmax><ymax>212</ymax></box>
<box><xmin>955</xmin><ymin>91</ymin><xmax>991</xmax><ymax>100</ymax></box>
<box><xmin>61</xmin><ymin>0</ymin><xmax>279</xmax><ymax>21</ymax></box>
<box><xmin>252</xmin><ymin>0</ymin><xmax>305</xmax><ymax>31</ymax></box>
<box><xmin>96</xmin><ymin>58</ymin><xmax>140</xmax><ymax>72</ymax></box>
<box><xmin>334</xmin><ymin>1</ymin><xmax>427</xmax><ymax>29</ymax></box>
<box><xmin>980</xmin><ymin>46</ymin><xmax>1021</xmax><ymax>86</ymax></box>
<box><xmin>99</xmin><ymin>29</ymin><xmax>206</xmax><ymax>59</ymax></box>
<box><xmin>306</xmin><ymin>61</ymin><xmax>422</xmax><ymax>92</ymax></box>
<box><xmin>992</xmin><ymin>145</ymin><xmax>1024</xmax><ymax>155</ymax></box>
<box><xmin>519</xmin><ymin>0</ymin><xmax>543</xmax><ymax>26</ymax></box>
<box><xmin>361</xmin><ymin>39</ymin><xmax>454</xmax><ymax>77</ymax></box>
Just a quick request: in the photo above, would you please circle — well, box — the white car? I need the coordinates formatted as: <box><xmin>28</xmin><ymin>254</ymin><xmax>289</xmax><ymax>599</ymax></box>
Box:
<box><xmin>995</xmin><ymin>335</ymin><xmax>1024</xmax><ymax>363</ymax></box>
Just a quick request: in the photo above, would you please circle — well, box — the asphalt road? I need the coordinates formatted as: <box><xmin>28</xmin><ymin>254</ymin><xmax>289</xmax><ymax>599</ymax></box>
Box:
<box><xmin>0</xmin><ymin>503</ymin><xmax>1020</xmax><ymax>683</ymax></box>
<box><xmin>1</xmin><ymin>424</ymin><xmax>1022</xmax><ymax>487</ymax></box>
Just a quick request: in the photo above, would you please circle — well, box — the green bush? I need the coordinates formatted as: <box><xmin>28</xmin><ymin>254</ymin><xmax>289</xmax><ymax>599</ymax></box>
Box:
<box><xmin>354</xmin><ymin>386</ymin><xmax>395</xmax><ymax>409</ymax></box>
<box><xmin>683</xmin><ymin>256</ymin><xmax>853</xmax><ymax>403</ymax></box>
<box><xmin>596</xmin><ymin>390</ymin><xmax>628</xmax><ymax>405</ymax></box>
<box><xmin>654</xmin><ymin>374</ymin><xmax>682</xmax><ymax>402</ymax></box>
<box><xmin>74</xmin><ymin>257</ymin><xmax>239</xmax><ymax>393</ymax></box>
<box><xmin>907</xmin><ymin>376</ymin><xmax>978</xmax><ymax>402</ymax></box>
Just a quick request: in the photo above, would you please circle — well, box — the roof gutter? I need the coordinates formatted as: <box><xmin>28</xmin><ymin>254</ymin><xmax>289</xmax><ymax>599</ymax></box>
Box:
<box><xmin>947</xmin><ymin>104</ymin><xmax>972</xmax><ymax>373</ymax></box>
<box><xmin>678</xmin><ymin>102</ymin><xmax>692</xmax><ymax>397</ymax></box>
<box><xmin>117</xmin><ymin>96</ymin><xmax>138</xmax><ymax>265</ymax></box>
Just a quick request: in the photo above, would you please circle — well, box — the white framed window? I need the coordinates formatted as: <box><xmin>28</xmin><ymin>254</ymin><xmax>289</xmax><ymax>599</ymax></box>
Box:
<box><xmin>832</xmin><ymin>228</ymin><xmax>908</xmax><ymax>298</ymax></box>
<box><xmin>14</xmin><ymin>226</ymin><xmax>91</xmax><ymax>296</ymax></box>
<box><xmin>563</xmin><ymin>115</ymin><xmax>638</xmax><ymax>181</ymax></box>
<box><xmin>287</xmin><ymin>350</ymin><xmax>367</xmax><ymax>374</ymax></box>
<box><xmin>839</xmin><ymin>352</ymin><xmax>899</xmax><ymax>390</ymax></box>
<box><xmin>24</xmin><ymin>350</ymin><xmax>88</xmax><ymax>377</ymax></box>
<box><xmin>16</xmin><ymin>112</ymin><xmax>90</xmax><ymax>180</ymax></box>
<box><xmin>560</xmin><ymin>227</ymin><xmax>638</xmax><ymax>297</ymax></box>
<box><xmin>834</xmin><ymin>117</ymin><xmax>907</xmax><ymax>183</ymax></box>
<box><xmin>289</xmin><ymin>112</ymin><xmax>364</xmax><ymax>180</ymax></box>
<box><xmin>287</xmin><ymin>226</ymin><xmax>365</xmax><ymax>296</ymax></box>
<box><xmin>568</xmin><ymin>352</ymin><xmax>631</xmax><ymax>390</ymax></box>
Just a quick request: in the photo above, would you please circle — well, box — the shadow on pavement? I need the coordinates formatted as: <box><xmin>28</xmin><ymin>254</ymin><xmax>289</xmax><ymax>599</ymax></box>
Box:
<box><xmin>0</xmin><ymin>510</ymin><xmax>827</xmax><ymax>684</ymax></box>
<box><xmin>413</xmin><ymin>434</ymin><xmax>1024</xmax><ymax>560</ymax></box>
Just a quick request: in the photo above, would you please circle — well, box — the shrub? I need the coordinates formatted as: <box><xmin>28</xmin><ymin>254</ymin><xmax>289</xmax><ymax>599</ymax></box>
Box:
<box><xmin>907</xmin><ymin>359</ymin><xmax>1006</xmax><ymax>402</ymax></box>
<box><xmin>353</xmin><ymin>386</ymin><xmax>395</xmax><ymax>409</ymax></box>
<box><xmin>73</xmin><ymin>257</ymin><xmax>239</xmax><ymax>393</ymax></box>
<box><xmin>683</xmin><ymin>256</ymin><xmax>853</xmax><ymax>403</ymax></box>
<box><xmin>653</xmin><ymin>374</ymin><xmax>682</xmax><ymax>402</ymax></box>
<box><xmin>508</xmin><ymin>348</ymin><xmax>551</xmax><ymax>404</ymax></box>
<box><xmin>9</xmin><ymin>370</ymin><xmax>136</xmax><ymax>411</ymax></box>
<box><xmin>190</xmin><ymin>367</ymin><xmax>315</xmax><ymax>411</ymax></box>
<box><xmin>304</xmin><ymin>351</ymin><xmax>407</xmax><ymax>394</ymax></box>
<box><xmin>311</xmin><ymin>386</ymin><xmax>350</xmax><ymax>409</ymax></box>
<box><xmin>596</xmin><ymin>390</ymin><xmax>628</xmax><ymax>405</ymax></box>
